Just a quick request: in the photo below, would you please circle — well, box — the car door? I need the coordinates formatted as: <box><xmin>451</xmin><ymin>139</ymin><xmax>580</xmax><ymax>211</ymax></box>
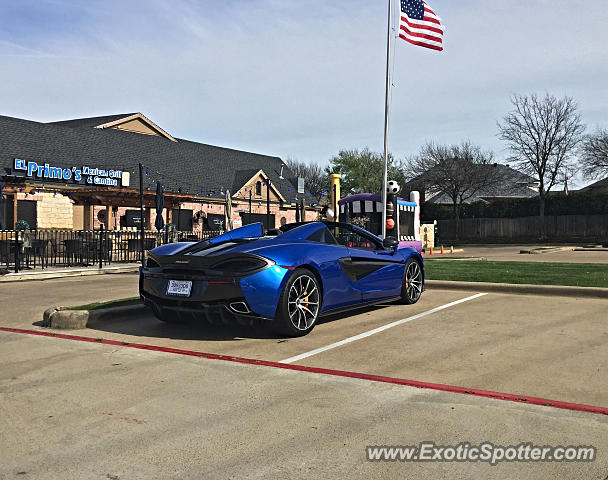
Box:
<box><xmin>304</xmin><ymin>225</ymin><xmax>363</xmax><ymax>311</ymax></box>
<box><xmin>332</xmin><ymin>224</ymin><xmax>405</xmax><ymax>302</ymax></box>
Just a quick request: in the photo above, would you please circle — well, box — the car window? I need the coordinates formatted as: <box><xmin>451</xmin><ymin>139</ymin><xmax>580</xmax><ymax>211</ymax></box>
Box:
<box><xmin>307</xmin><ymin>226</ymin><xmax>339</xmax><ymax>245</ymax></box>
<box><xmin>330</xmin><ymin>224</ymin><xmax>380</xmax><ymax>251</ymax></box>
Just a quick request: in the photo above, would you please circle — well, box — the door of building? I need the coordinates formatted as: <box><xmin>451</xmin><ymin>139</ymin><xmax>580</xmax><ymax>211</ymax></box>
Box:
<box><xmin>1</xmin><ymin>194</ymin><xmax>14</xmax><ymax>229</ymax></box>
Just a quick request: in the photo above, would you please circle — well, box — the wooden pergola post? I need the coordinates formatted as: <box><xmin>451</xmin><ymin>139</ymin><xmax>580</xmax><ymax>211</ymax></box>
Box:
<box><xmin>13</xmin><ymin>195</ymin><xmax>18</xmax><ymax>229</ymax></box>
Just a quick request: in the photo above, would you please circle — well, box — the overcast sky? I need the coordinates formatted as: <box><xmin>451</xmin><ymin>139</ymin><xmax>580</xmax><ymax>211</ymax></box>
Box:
<box><xmin>1</xmin><ymin>0</ymin><xmax>606</xmax><ymax>186</ymax></box>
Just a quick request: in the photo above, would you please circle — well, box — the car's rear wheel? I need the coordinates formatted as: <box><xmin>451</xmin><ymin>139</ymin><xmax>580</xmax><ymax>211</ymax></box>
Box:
<box><xmin>400</xmin><ymin>258</ymin><xmax>423</xmax><ymax>304</ymax></box>
<box><xmin>274</xmin><ymin>268</ymin><xmax>321</xmax><ymax>337</ymax></box>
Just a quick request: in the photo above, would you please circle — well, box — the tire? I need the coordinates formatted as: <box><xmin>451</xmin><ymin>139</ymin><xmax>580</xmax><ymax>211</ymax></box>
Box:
<box><xmin>273</xmin><ymin>268</ymin><xmax>321</xmax><ymax>337</ymax></box>
<box><xmin>400</xmin><ymin>258</ymin><xmax>423</xmax><ymax>304</ymax></box>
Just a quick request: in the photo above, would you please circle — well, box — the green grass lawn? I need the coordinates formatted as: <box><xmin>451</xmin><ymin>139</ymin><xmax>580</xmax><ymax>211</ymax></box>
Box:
<box><xmin>68</xmin><ymin>297</ymin><xmax>141</xmax><ymax>311</ymax></box>
<box><xmin>424</xmin><ymin>260</ymin><xmax>608</xmax><ymax>288</ymax></box>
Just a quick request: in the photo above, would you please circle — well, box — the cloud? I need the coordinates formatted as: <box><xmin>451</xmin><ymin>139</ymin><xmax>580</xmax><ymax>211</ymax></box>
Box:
<box><xmin>1</xmin><ymin>0</ymin><xmax>606</xmax><ymax>189</ymax></box>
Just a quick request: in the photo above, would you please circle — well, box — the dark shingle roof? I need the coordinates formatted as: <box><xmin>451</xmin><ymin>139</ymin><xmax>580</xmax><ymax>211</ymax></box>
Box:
<box><xmin>580</xmin><ymin>177</ymin><xmax>608</xmax><ymax>193</ymax></box>
<box><xmin>0</xmin><ymin>114</ymin><xmax>304</xmax><ymax>203</ymax></box>
<box><xmin>412</xmin><ymin>164</ymin><xmax>538</xmax><ymax>204</ymax></box>
<box><xmin>231</xmin><ymin>169</ymin><xmax>261</xmax><ymax>193</ymax></box>
<box><xmin>49</xmin><ymin>113</ymin><xmax>139</xmax><ymax>129</ymax></box>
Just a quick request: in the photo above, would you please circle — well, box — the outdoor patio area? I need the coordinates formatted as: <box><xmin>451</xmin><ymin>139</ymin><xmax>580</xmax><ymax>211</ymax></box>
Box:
<box><xmin>0</xmin><ymin>229</ymin><xmax>219</xmax><ymax>273</ymax></box>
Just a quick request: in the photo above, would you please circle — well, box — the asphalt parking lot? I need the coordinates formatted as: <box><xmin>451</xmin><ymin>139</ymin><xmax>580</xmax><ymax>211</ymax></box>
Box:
<box><xmin>1</xmin><ymin>273</ymin><xmax>607</xmax><ymax>479</ymax></box>
<box><xmin>436</xmin><ymin>244</ymin><xmax>608</xmax><ymax>263</ymax></box>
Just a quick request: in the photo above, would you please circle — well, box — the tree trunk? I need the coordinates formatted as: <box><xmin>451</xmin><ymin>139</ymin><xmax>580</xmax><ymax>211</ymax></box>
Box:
<box><xmin>452</xmin><ymin>201</ymin><xmax>460</xmax><ymax>241</ymax></box>
<box><xmin>538</xmin><ymin>192</ymin><xmax>546</xmax><ymax>240</ymax></box>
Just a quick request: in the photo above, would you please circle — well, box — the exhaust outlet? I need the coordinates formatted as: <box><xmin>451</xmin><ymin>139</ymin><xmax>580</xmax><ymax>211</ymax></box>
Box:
<box><xmin>229</xmin><ymin>302</ymin><xmax>251</xmax><ymax>314</ymax></box>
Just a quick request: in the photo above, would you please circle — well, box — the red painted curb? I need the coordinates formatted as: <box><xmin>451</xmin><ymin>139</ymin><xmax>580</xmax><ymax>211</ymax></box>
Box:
<box><xmin>2</xmin><ymin>326</ymin><xmax>607</xmax><ymax>416</ymax></box>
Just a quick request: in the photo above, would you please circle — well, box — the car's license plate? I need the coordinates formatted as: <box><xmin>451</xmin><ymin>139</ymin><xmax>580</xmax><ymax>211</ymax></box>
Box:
<box><xmin>167</xmin><ymin>280</ymin><xmax>192</xmax><ymax>297</ymax></box>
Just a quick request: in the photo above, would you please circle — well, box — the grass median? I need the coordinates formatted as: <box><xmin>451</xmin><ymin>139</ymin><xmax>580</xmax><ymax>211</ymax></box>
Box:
<box><xmin>424</xmin><ymin>259</ymin><xmax>608</xmax><ymax>288</ymax></box>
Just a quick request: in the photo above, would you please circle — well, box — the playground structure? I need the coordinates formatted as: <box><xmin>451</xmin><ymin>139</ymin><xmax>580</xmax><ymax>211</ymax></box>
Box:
<box><xmin>338</xmin><ymin>191</ymin><xmax>422</xmax><ymax>252</ymax></box>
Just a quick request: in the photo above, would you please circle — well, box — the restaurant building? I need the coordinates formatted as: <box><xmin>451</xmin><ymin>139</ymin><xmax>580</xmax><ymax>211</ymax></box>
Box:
<box><xmin>0</xmin><ymin>113</ymin><xmax>314</xmax><ymax>233</ymax></box>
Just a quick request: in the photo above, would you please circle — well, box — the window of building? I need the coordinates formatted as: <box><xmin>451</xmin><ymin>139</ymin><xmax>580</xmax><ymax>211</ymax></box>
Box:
<box><xmin>255</xmin><ymin>181</ymin><xmax>262</xmax><ymax>196</ymax></box>
<box><xmin>240</xmin><ymin>212</ymin><xmax>275</xmax><ymax>231</ymax></box>
<box><xmin>17</xmin><ymin>200</ymin><xmax>37</xmax><ymax>230</ymax></box>
<box><xmin>171</xmin><ymin>208</ymin><xmax>193</xmax><ymax>231</ymax></box>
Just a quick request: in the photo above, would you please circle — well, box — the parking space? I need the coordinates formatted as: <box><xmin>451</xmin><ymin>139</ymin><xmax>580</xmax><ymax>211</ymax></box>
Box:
<box><xmin>1</xmin><ymin>331</ymin><xmax>607</xmax><ymax>480</ymax></box>
<box><xmin>2</xmin><ymin>274</ymin><xmax>608</xmax><ymax>478</ymax></box>
<box><xmin>84</xmin><ymin>289</ymin><xmax>477</xmax><ymax>361</ymax></box>
<box><xmin>75</xmin><ymin>290</ymin><xmax>608</xmax><ymax>407</ymax></box>
<box><xmin>1</xmin><ymin>274</ymin><xmax>607</xmax><ymax>408</ymax></box>
<box><xmin>1</xmin><ymin>274</ymin><xmax>605</xmax><ymax>409</ymax></box>
<box><xmin>286</xmin><ymin>293</ymin><xmax>608</xmax><ymax>406</ymax></box>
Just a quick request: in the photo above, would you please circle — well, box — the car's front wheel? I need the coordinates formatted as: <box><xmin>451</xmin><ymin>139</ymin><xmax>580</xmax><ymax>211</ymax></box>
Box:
<box><xmin>400</xmin><ymin>258</ymin><xmax>423</xmax><ymax>304</ymax></box>
<box><xmin>274</xmin><ymin>268</ymin><xmax>321</xmax><ymax>337</ymax></box>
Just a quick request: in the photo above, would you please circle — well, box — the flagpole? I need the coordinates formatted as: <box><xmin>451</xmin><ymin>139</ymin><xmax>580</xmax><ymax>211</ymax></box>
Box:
<box><xmin>381</xmin><ymin>0</ymin><xmax>392</xmax><ymax>239</ymax></box>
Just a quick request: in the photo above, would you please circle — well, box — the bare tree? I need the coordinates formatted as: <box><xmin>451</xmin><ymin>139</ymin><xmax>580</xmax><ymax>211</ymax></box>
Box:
<box><xmin>580</xmin><ymin>128</ymin><xmax>608</xmax><ymax>179</ymax></box>
<box><xmin>498</xmin><ymin>93</ymin><xmax>585</xmax><ymax>236</ymax></box>
<box><xmin>284</xmin><ymin>158</ymin><xmax>329</xmax><ymax>203</ymax></box>
<box><xmin>407</xmin><ymin>141</ymin><xmax>503</xmax><ymax>238</ymax></box>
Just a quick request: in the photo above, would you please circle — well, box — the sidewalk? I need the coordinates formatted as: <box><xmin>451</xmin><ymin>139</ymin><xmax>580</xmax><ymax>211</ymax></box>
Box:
<box><xmin>0</xmin><ymin>263</ymin><xmax>140</xmax><ymax>282</ymax></box>
<box><xmin>425</xmin><ymin>244</ymin><xmax>608</xmax><ymax>263</ymax></box>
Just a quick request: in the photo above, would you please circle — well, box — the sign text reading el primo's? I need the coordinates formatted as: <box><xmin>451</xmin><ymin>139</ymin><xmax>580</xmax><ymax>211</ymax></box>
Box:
<box><xmin>13</xmin><ymin>158</ymin><xmax>125</xmax><ymax>187</ymax></box>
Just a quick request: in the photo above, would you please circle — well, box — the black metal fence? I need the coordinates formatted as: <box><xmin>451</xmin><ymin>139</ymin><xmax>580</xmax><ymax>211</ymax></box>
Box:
<box><xmin>0</xmin><ymin>229</ymin><xmax>220</xmax><ymax>273</ymax></box>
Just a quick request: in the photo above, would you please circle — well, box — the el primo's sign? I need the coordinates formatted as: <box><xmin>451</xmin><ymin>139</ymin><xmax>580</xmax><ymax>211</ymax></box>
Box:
<box><xmin>13</xmin><ymin>158</ymin><xmax>130</xmax><ymax>187</ymax></box>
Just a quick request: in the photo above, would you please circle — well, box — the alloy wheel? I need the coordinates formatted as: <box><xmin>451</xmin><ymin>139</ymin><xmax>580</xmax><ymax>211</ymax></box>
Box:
<box><xmin>405</xmin><ymin>261</ymin><xmax>423</xmax><ymax>303</ymax></box>
<box><xmin>287</xmin><ymin>274</ymin><xmax>320</xmax><ymax>331</ymax></box>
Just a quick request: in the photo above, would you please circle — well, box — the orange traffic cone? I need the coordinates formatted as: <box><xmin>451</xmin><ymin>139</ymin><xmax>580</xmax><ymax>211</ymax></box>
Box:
<box><xmin>440</xmin><ymin>245</ymin><xmax>444</xmax><ymax>255</ymax></box>
<box><xmin>430</xmin><ymin>246</ymin><xmax>434</xmax><ymax>256</ymax></box>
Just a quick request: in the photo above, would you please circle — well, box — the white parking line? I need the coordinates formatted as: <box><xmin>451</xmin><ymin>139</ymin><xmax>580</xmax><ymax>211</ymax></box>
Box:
<box><xmin>280</xmin><ymin>293</ymin><xmax>488</xmax><ymax>364</ymax></box>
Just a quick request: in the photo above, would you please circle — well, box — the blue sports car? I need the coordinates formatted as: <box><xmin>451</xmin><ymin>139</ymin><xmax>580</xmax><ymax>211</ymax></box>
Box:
<box><xmin>140</xmin><ymin>221</ymin><xmax>424</xmax><ymax>336</ymax></box>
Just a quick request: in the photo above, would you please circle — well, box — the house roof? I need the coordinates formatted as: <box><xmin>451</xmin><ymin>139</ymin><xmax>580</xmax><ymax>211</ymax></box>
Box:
<box><xmin>51</xmin><ymin>113</ymin><xmax>177</xmax><ymax>142</ymax></box>
<box><xmin>580</xmin><ymin>177</ymin><xmax>608</xmax><ymax>193</ymax></box>
<box><xmin>411</xmin><ymin>164</ymin><xmax>538</xmax><ymax>204</ymax></box>
<box><xmin>49</xmin><ymin>113</ymin><xmax>139</xmax><ymax>129</ymax></box>
<box><xmin>0</xmin><ymin>114</ymin><xmax>306</xmax><ymax>203</ymax></box>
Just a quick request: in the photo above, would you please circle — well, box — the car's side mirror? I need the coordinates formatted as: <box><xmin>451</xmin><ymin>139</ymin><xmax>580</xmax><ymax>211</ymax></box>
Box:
<box><xmin>382</xmin><ymin>237</ymin><xmax>399</xmax><ymax>248</ymax></box>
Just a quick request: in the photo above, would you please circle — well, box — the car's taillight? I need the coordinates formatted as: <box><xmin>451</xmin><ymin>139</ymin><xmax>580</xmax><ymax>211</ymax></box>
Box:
<box><xmin>211</xmin><ymin>257</ymin><xmax>270</xmax><ymax>274</ymax></box>
<box><xmin>146</xmin><ymin>257</ymin><xmax>160</xmax><ymax>268</ymax></box>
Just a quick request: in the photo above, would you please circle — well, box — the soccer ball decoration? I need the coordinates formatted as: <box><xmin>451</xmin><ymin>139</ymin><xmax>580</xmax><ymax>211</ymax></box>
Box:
<box><xmin>387</xmin><ymin>180</ymin><xmax>401</xmax><ymax>194</ymax></box>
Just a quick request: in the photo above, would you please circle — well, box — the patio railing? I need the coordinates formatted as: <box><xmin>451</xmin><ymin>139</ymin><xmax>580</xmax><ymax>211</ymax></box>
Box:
<box><xmin>0</xmin><ymin>228</ymin><xmax>221</xmax><ymax>273</ymax></box>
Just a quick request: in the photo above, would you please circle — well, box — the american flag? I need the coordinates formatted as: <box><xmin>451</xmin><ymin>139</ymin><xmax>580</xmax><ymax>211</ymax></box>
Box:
<box><xmin>399</xmin><ymin>0</ymin><xmax>445</xmax><ymax>52</ymax></box>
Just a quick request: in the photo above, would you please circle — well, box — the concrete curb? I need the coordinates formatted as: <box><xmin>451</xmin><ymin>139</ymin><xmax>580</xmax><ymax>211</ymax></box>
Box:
<box><xmin>1</xmin><ymin>265</ymin><xmax>140</xmax><ymax>283</ymax></box>
<box><xmin>519</xmin><ymin>247</ymin><xmax>574</xmax><ymax>255</ymax></box>
<box><xmin>426</xmin><ymin>280</ymin><xmax>608</xmax><ymax>299</ymax></box>
<box><xmin>574</xmin><ymin>248</ymin><xmax>608</xmax><ymax>252</ymax></box>
<box><xmin>43</xmin><ymin>304</ymin><xmax>148</xmax><ymax>329</ymax></box>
